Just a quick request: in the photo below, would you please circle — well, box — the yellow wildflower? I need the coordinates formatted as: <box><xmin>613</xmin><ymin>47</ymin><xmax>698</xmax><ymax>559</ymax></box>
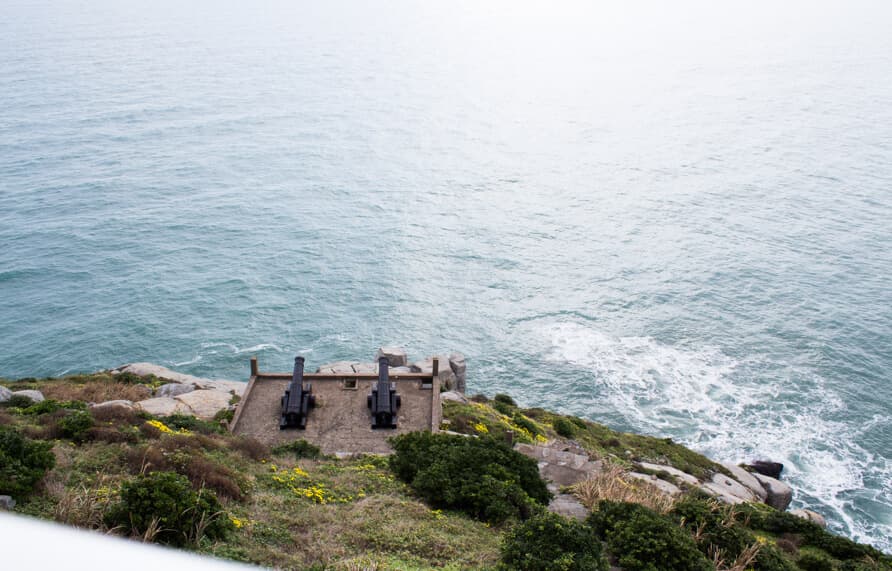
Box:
<box><xmin>147</xmin><ymin>420</ymin><xmax>173</xmax><ymax>434</ymax></box>
<box><xmin>473</xmin><ymin>423</ymin><xmax>489</xmax><ymax>434</ymax></box>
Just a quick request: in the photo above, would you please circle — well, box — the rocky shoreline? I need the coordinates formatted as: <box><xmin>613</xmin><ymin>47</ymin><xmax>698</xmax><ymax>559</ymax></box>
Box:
<box><xmin>0</xmin><ymin>351</ymin><xmax>824</xmax><ymax>531</ymax></box>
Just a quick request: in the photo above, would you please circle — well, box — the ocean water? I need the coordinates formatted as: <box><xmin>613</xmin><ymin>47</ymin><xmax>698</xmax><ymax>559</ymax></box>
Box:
<box><xmin>2</xmin><ymin>0</ymin><xmax>891</xmax><ymax>550</ymax></box>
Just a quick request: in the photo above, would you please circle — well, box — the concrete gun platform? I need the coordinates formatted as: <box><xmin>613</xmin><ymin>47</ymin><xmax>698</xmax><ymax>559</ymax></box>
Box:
<box><xmin>230</xmin><ymin>358</ymin><xmax>441</xmax><ymax>455</ymax></box>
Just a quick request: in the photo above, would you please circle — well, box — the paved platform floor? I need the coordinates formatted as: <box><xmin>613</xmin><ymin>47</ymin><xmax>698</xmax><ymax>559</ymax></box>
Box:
<box><xmin>230</xmin><ymin>376</ymin><xmax>440</xmax><ymax>454</ymax></box>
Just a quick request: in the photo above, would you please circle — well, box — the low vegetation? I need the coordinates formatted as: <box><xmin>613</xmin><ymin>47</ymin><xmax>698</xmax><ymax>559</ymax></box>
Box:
<box><xmin>389</xmin><ymin>431</ymin><xmax>550</xmax><ymax>523</ymax></box>
<box><xmin>2</xmin><ymin>374</ymin><xmax>890</xmax><ymax>570</ymax></box>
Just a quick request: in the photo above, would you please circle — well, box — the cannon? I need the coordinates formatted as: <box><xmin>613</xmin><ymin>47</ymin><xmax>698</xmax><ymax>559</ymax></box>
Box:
<box><xmin>280</xmin><ymin>356</ymin><xmax>315</xmax><ymax>429</ymax></box>
<box><xmin>368</xmin><ymin>356</ymin><xmax>401</xmax><ymax>429</ymax></box>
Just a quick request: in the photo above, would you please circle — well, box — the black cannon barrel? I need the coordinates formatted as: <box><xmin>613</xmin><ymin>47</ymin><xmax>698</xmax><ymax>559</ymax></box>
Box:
<box><xmin>376</xmin><ymin>357</ymin><xmax>390</xmax><ymax>411</ymax></box>
<box><xmin>280</xmin><ymin>355</ymin><xmax>314</xmax><ymax>429</ymax></box>
<box><xmin>292</xmin><ymin>356</ymin><xmax>305</xmax><ymax>383</ymax></box>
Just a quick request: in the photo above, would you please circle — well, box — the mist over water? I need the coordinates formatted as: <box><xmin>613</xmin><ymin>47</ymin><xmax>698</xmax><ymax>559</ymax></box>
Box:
<box><xmin>2</xmin><ymin>0</ymin><xmax>891</xmax><ymax>550</ymax></box>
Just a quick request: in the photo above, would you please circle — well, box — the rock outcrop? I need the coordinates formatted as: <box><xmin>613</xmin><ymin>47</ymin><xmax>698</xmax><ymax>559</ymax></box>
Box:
<box><xmin>754</xmin><ymin>473</ymin><xmax>793</xmax><ymax>511</ymax></box>
<box><xmin>448</xmin><ymin>353</ymin><xmax>467</xmax><ymax>393</ymax></box>
<box><xmin>746</xmin><ymin>460</ymin><xmax>784</xmax><ymax>479</ymax></box>
<box><xmin>723</xmin><ymin>462</ymin><xmax>769</xmax><ymax>502</ymax></box>
<box><xmin>515</xmin><ymin>442</ymin><xmax>602</xmax><ymax>521</ymax></box>
<box><xmin>113</xmin><ymin>363</ymin><xmax>246</xmax><ymax>396</ymax></box>
<box><xmin>791</xmin><ymin>508</ymin><xmax>827</xmax><ymax>528</ymax></box>
<box><xmin>113</xmin><ymin>363</ymin><xmax>242</xmax><ymax>420</ymax></box>
<box><xmin>0</xmin><ymin>386</ymin><xmax>12</xmax><ymax>403</ymax></box>
<box><xmin>11</xmin><ymin>390</ymin><xmax>44</xmax><ymax>403</ymax></box>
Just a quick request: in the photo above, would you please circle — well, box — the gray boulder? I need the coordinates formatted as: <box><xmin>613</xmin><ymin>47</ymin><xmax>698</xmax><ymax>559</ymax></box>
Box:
<box><xmin>136</xmin><ymin>397</ymin><xmax>191</xmax><ymax>417</ymax></box>
<box><xmin>449</xmin><ymin>353</ymin><xmax>467</xmax><ymax>393</ymax></box>
<box><xmin>375</xmin><ymin>347</ymin><xmax>408</xmax><ymax>368</ymax></box>
<box><xmin>0</xmin><ymin>495</ymin><xmax>15</xmax><ymax>510</ymax></box>
<box><xmin>638</xmin><ymin>462</ymin><xmax>701</xmax><ymax>486</ymax></box>
<box><xmin>439</xmin><ymin>391</ymin><xmax>468</xmax><ymax>404</ymax></box>
<box><xmin>113</xmin><ymin>363</ymin><xmax>245</xmax><ymax>395</ymax></box>
<box><xmin>746</xmin><ymin>460</ymin><xmax>784</xmax><ymax>479</ymax></box>
<box><xmin>411</xmin><ymin>356</ymin><xmax>456</xmax><ymax>389</ymax></box>
<box><xmin>629</xmin><ymin>472</ymin><xmax>682</xmax><ymax>495</ymax></box>
<box><xmin>156</xmin><ymin>382</ymin><xmax>195</xmax><ymax>398</ymax></box>
<box><xmin>0</xmin><ymin>386</ymin><xmax>12</xmax><ymax>403</ymax></box>
<box><xmin>174</xmin><ymin>389</ymin><xmax>233</xmax><ymax>419</ymax></box>
<box><xmin>11</xmin><ymin>390</ymin><xmax>44</xmax><ymax>403</ymax></box>
<box><xmin>723</xmin><ymin>463</ymin><xmax>768</xmax><ymax>502</ymax></box>
<box><xmin>548</xmin><ymin>494</ymin><xmax>589</xmax><ymax>520</ymax></box>
<box><xmin>791</xmin><ymin>509</ymin><xmax>826</xmax><ymax>528</ymax></box>
<box><xmin>754</xmin><ymin>473</ymin><xmax>793</xmax><ymax>510</ymax></box>
<box><xmin>90</xmin><ymin>400</ymin><xmax>135</xmax><ymax>414</ymax></box>
<box><xmin>701</xmin><ymin>473</ymin><xmax>756</xmax><ymax>504</ymax></box>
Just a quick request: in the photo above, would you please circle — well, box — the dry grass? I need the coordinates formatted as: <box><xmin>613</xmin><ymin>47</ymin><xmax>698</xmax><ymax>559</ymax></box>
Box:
<box><xmin>91</xmin><ymin>404</ymin><xmax>142</xmax><ymax>426</ymax></box>
<box><xmin>711</xmin><ymin>542</ymin><xmax>762</xmax><ymax>571</ymax></box>
<box><xmin>88</xmin><ymin>426</ymin><xmax>139</xmax><ymax>444</ymax></box>
<box><xmin>41</xmin><ymin>380</ymin><xmax>150</xmax><ymax>403</ymax></box>
<box><xmin>125</xmin><ymin>440</ymin><xmax>245</xmax><ymax>500</ymax></box>
<box><xmin>228</xmin><ymin>436</ymin><xmax>269</xmax><ymax>461</ymax></box>
<box><xmin>50</xmin><ymin>473</ymin><xmax>118</xmax><ymax>529</ymax></box>
<box><xmin>572</xmin><ymin>463</ymin><xmax>676</xmax><ymax>514</ymax></box>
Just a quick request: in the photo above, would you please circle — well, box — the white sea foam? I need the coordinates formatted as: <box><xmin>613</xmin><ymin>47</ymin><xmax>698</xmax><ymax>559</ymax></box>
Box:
<box><xmin>173</xmin><ymin>355</ymin><xmax>202</xmax><ymax>367</ymax></box>
<box><xmin>235</xmin><ymin>343</ymin><xmax>283</xmax><ymax>354</ymax></box>
<box><xmin>541</xmin><ymin>321</ymin><xmax>892</xmax><ymax>551</ymax></box>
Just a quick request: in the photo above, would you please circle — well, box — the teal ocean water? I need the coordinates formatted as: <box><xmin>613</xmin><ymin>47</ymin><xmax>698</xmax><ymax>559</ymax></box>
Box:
<box><xmin>2</xmin><ymin>0</ymin><xmax>891</xmax><ymax>550</ymax></box>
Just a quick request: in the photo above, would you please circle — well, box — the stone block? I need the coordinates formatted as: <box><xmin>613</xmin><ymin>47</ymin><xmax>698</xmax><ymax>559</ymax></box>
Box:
<box><xmin>375</xmin><ymin>347</ymin><xmax>408</xmax><ymax>368</ymax></box>
<box><xmin>449</xmin><ymin>352</ymin><xmax>466</xmax><ymax>393</ymax></box>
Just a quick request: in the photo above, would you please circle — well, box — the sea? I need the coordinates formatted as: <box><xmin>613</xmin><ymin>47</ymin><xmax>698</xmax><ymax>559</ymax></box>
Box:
<box><xmin>1</xmin><ymin>0</ymin><xmax>890</xmax><ymax>551</ymax></box>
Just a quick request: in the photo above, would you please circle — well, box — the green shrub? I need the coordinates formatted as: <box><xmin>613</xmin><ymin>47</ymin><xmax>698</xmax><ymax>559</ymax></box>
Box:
<box><xmin>755</xmin><ymin>544</ymin><xmax>798</xmax><ymax>571</ymax></box>
<box><xmin>59</xmin><ymin>410</ymin><xmax>93</xmax><ymax>442</ymax></box>
<box><xmin>501</xmin><ymin>512</ymin><xmax>609</xmax><ymax>571</ymax></box>
<box><xmin>734</xmin><ymin>503</ymin><xmax>887</xmax><ymax>563</ymax></box>
<box><xmin>105</xmin><ymin>471</ymin><xmax>232</xmax><ymax>546</ymax></box>
<box><xmin>21</xmin><ymin>400</ymin><xmax>87</xmax><ymax>415</ymax></box>
<box><xmin>160</xmin><ymin>414</ymin><xmax>224</xmax><ymax>435</ymax></box>
<box><xmin>270</xmin><ymin>439</ymin><xmax>322</xmax><ymax>460</ymax></box>
<box><xmin>2</xmin><ymin>394</ymin><xmax>35</xmax><ymax>409</ymax></box>
<box><xmin>673</xmin><ymin>497</ymin><xmax>752</xmax><ymax>559</ymax></box>
<box><xmin>493</xmin><ymin>400</ymin><xmax>516</xmax><ymax>416</ymax></box>
<box><xmin>569</xmin><ymin>417</ymin><xmax>588</xmax><ymax>429</ymax></box>
<box><xmin>797</xmin><ymin>553</ymin><xmax>834</xmax><ymax>571</ymax></box>
<box><xmin>494</xmin><ymin>394</ymin><xmax>517</xmax><ymax>407</ymax></box>
<box><xmin>553</xmin><ymin>418</ymin><xmax>577</xmax><ymax>439</ymax></box>
<box><xmin>389</xmin><ymin>432</ymin><xmax>550</xmax><ymax>523</ymax></box>
<box><xmin>589</xmin><ymin>501</ymin><xmax>713</xmax><ymax>571</ymax></box>
<box><xmin>213</xmin><ymin>408</ymin><xmax>234</xmax><ymax>423</ymax></box>
<box><xmin>0</xmin><ymin>427</ymin><xmax>55</xmax><ymax>498</ymax></box>
<box><xmin>512</xmin><ymin>413</ymin><xmax>543</xmax><ymax>437</ymax></box>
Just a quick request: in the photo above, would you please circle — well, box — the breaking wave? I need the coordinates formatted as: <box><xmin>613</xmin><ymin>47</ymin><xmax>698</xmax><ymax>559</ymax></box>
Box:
<box><xmin>541</xmin><ymin>321</ymin><xmax>892</xmax><ymax>551</ymax></box>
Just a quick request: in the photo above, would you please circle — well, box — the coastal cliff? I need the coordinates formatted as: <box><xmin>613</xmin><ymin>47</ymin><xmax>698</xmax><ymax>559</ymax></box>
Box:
<box><xmin>1</xmin><ymin>362</ymin><xmax>888</xmax><ymax>570</ymax></box>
